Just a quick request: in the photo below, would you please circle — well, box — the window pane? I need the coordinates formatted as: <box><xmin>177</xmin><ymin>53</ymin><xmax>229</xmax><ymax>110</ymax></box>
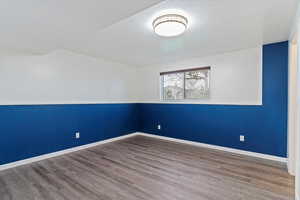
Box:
<box><xmin>162</xmin><ymin>73</ymin><xmax>184</xmax><ymax>100</ymax></box>
<box><xmin>185</xmin><ymin>69</ymin><xmax>210</xmax><ymax>99</ymax></box>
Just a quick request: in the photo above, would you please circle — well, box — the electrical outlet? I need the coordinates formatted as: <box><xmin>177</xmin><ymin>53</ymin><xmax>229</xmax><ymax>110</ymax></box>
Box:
<box><xmin>240</xmin><ymin>135</ymin><xmax>245</xmax><ymax>142</ymax></box>
<box><xmin>75</xmin><ymin>132</ymin><xmax>80</xmax><ymax>139</ymax></box>
<box><xmin>157</xmin><ymin>125</ymin><xmax>161</xmax><ymax>130</ymax></box>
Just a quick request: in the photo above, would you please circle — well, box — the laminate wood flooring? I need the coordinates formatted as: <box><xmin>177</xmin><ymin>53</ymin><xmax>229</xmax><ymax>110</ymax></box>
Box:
<box><xmin>0</xmin><ymin>135</ymin><xmax>295</xmax><ymax>200</ymax></box>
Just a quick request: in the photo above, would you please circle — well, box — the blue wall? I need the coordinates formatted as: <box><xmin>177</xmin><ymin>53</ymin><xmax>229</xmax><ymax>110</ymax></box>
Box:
<box><xmin>138</xmin><ymin>41</ymin><xmax>288</xmax><ymax>157</ymax></box>
<box><xmin>0</xmin><ymin>104</ymin><xmax>138</xmax><ymax>165</ymax></box>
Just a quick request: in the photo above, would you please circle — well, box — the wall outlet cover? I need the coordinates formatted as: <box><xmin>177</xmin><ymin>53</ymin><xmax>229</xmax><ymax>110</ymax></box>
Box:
<box><xmin>240</xmin><ymin>135</ymin><xmax>245</xmax><ymax>142</ymax></box>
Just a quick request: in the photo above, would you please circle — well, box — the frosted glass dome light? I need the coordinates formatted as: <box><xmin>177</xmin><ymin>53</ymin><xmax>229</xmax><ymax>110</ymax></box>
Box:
<box><xmin>153</xmin><ymin>14</ymin><xmax>188</xmax><ymax>37</ymax></box>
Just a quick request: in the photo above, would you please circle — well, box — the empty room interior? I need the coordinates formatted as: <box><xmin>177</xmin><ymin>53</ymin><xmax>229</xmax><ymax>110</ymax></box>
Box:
<box><xmin>1</xmin><ymin>0</ymin><xmax>300</xmax><ymax>199</ymax></box>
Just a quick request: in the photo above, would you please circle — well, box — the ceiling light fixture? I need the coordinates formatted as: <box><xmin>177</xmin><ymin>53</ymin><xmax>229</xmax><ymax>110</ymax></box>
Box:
<box><xmin>153</xmin><ymin>14</ymin><xmax>188</xmax><ymax>37</ymax></box>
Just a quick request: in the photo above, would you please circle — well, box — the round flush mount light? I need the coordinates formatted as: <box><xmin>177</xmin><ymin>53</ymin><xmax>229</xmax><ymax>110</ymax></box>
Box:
<box><xmin>153</xmin><ymin>14</ymin><xmax>188</xmax><ymax>37</ymax></box>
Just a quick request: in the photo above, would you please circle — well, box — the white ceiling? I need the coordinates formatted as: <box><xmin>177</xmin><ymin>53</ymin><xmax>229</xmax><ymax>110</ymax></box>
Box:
<box><xmin>0</xmin><ymin>0</ymin><xmax>163</xmax><ymax>54</ymax></box>
<box><xmin>0</xmin><ymin>0</ymin><xmax>298</xmax><ymax>66</ymax></box>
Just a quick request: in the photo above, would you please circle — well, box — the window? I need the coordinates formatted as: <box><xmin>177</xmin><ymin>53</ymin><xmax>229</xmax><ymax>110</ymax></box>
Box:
<box><xmin>161</xmin><ymin>72</ymin><xmax>184</xmax><ymax>100</ymax></box>
<box><xmin>161</xmin><ymin>67</ymin><xmax>210</xmax><ymax>100</ymax></box>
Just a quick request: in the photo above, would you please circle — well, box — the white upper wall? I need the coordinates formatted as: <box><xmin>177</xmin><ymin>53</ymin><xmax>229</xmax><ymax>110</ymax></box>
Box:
<box><xmin>0</xmin><ymin>50</ymin><xmax>138</xmax><ymax>105</ymax></box>
<box><xmin>0</xmin><ymin>46</ymin><xmax>263</xmax><ymax>105</ymax></box>
<box><xmin>136</xmin><ymin>47</ymin><xmax>262</xmax><ymax>105</ymax></box>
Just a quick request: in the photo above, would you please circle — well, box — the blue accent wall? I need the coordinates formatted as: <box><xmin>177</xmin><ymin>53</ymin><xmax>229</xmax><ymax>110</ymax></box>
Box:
<box><xmin>0</xmin><ymin>104</ymin><xmax>138</xmax><ymax>165</ymax></box>
<box><xmin>138</xmin><ymin>41</ymin><xmax>288</xmax><ymax>157</ymax></box>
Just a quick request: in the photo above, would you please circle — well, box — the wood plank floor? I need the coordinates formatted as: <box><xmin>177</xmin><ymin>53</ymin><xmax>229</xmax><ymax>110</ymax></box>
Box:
<box><xmin>0</xmin><ymin>135</ymin><xmax>295</xmax><ymax>200</ymax></box>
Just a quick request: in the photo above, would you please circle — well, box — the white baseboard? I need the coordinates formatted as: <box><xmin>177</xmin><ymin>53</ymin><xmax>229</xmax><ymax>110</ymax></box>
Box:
<box><xmin>288</xmin><ymin>163</ymin><xmax>296</xmax><ymax>176</ymax></box>
<box><xmin>0</xmin><ymin>132</ymin><xmax>139</xmax><ymax>171</ymax></box>
<box><xmin>136</xmin><ymin>132</ymin><xmax>287</xmax><ymax>163</ymax></box>
<box><xmin>0</xmin><ymin>132</ymin><xmax>287</xmax><ymax>172</ymax></box>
